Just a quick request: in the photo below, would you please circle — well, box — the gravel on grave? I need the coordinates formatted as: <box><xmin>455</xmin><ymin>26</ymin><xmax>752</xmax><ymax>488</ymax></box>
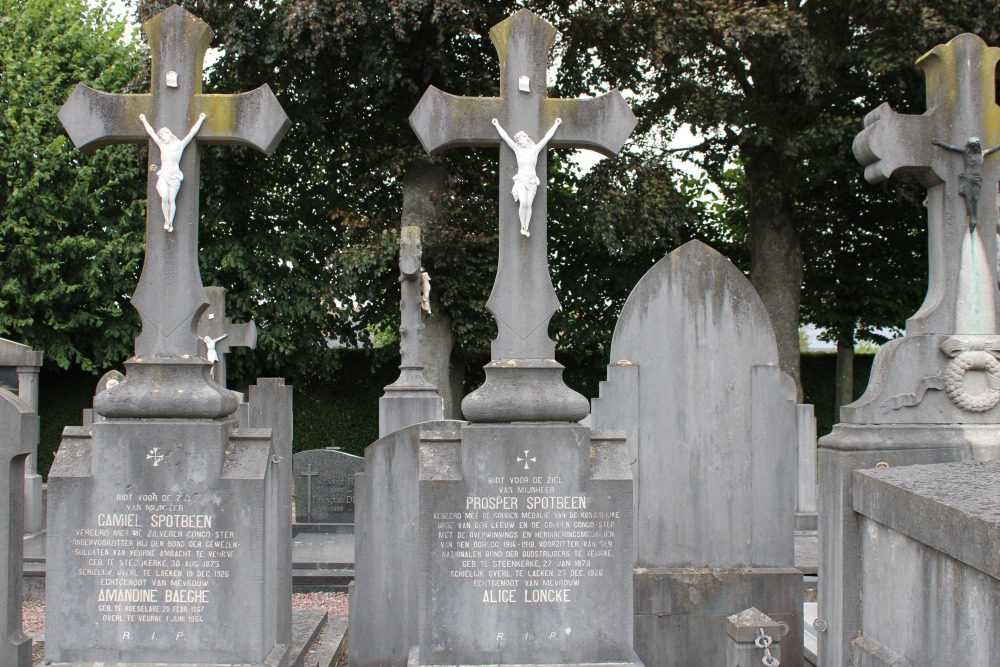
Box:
<box><xmin>21</xmin><ymin>592</ymin><xmax>348</xmax><ymax>637</ymax></box>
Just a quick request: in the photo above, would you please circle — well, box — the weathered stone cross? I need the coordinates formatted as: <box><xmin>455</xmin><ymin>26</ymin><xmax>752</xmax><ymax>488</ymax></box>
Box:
<box><xmin>58</xmin><ymin>6</ymin><xmax>288</xmax><ymax>361</ymax></box>
<box><xmin>854</xmin><ymin>33</ymin><xmax>1000</xmax><ymax>336</ymax></box>
<box><xmin>409</xmin><ymin>9</ymin><xmax>635</xmax><ymax>422</ymax></box>
<box><xmin>58</xmin><ymin>6</ymin><xmax>288</xmax><ymax>418</ymax></box>
<box><xmin>196</xmin><ymin>286</ymin><xmax>257</xmax><ymax>388</ymax></box>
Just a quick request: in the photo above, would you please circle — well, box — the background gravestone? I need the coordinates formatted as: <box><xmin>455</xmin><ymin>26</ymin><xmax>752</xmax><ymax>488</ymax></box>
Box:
<box><xmin>591</xmin><ymin>240</ymin><xmax>803</xmax><ymax>667</ymax></box>
<box><xmin>379</xmin><ymin>225</ymin><xmax>443</xmax><ymax>437</ymax></box>
<box><xmin>0</xmin><ymin>338</ymin><xmax>44</xmax><ymax>534</ymax></box>
<box><xmin>293</xmin><ymin>448</ymin><xmax>363</xmax><ymax>524</ymax></box>
<box><xmin>0</xmin><ymin>387</ymin><xmax>37</xmax><ymax>667</ymax></box>
<box><xmin>45</xmin><ymin>7</ymin><xmax>294</xmax><ymax>666</ymax></box>
<box><xmin>820</xmin><ymin>33</ymin><xmax>1000</xmax><ymax>666</ymax></box>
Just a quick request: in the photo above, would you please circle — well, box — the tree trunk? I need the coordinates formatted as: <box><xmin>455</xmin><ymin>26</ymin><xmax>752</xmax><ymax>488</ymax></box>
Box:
<box><xmin>402</xmin><ymin>160</ymin><xmax>464</xmax><ymax>419</ymax></box>
<box><xmin>746</xmin><ymin>182</ymin><xmax>804</xmax><ymax>402</ymax></box>
<box><xmin>834</xmin><ymin>337</ymin><xmax>855</xmax><ymax>419</ymax></box>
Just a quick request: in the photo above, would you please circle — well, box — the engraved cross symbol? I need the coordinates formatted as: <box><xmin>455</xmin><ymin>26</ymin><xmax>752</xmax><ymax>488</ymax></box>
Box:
<box><xmin>58</xmin><ymin>6</ymin><xmax>289</xmax><ymax>358</ymax></box>
<box><xmin>300</xmin><ymin>463</ymin><xmax>318</xmax><ymax>523</ymax></box>
<box><xmin>516</xmin><ymin>450</ymin><xmax>537</xmax><ymax>470</ymax></box>
<box><xmin>854</xmin><ymin>33</ymin><xmax>1000</xmax><ymax>336</ymax></box>
<box><xmin>409</xmin><ymin>9</ymin><xmax>635</xmax><ymax>422</ymax></box>
<box><xmin>146</xmin><ymin>447</ymin><xmax>164</xmax><ymax>467</ymax></box>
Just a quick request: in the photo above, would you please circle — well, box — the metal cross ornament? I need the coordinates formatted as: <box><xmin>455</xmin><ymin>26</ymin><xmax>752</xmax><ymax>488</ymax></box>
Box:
<box><xmin>409</xmin><ymin>9</ymin><xmax>636</xmax><ymax>422</ymax></box>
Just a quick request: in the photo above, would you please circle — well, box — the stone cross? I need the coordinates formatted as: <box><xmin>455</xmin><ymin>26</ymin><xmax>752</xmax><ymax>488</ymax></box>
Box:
<box><xmin>409</xmin><ymin>9</ymin><xmax>635</xmax><ymax>422</ymax></box>
<box><xmin>300</xmin><ymin>463</ymin><xmax>318</xmax><ymax>523</ymax></box>
<box><xmin>854</xmin><ymin>33</ymin><xmax>1000</xmax><ymax>337</ymax></box>
<box><xmin>196</xmin><ymin>286</ymin><xmax>257</xmax><ymax>388</ymax></box>
<box><xmin>387</xmin><ymin>226</ymin><xmax>435</xmax><ymax>389</ymax></box>
<box><xmin>58</xmin><ymin>6</ymin><xmax>288</xmax><ymax>361</ymax></box>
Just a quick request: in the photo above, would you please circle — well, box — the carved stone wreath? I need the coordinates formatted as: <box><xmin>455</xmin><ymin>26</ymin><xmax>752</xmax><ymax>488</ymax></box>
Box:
<box><xmin>943</xmin><ymin>349</ymin><xmax>1000</xmax><ymax>412</ymax></box>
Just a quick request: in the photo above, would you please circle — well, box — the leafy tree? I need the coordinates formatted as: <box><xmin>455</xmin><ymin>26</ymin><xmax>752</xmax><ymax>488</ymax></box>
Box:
<box><xmin>0</xmin><ymin>0</ymin><xmax>146</xmax><ymax>371</ymax></box>
<box><xmin>532</xmin><ymin>0</ymin><xmax>1000</xmax><ymax>403</ymax></box>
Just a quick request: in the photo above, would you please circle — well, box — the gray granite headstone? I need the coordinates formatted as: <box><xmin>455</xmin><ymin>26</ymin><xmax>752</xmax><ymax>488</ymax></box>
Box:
<box><xmin>293</xmin><ymin>448</ymin><xmax>363</xmax><ymax>524</ymax></box>
<box><xmin>0</xmin><ymin>338</ymin><xmax>44</xmax><ymax>534</ymax></box>
<box><xmin>591</xmin><ymin>240</ymin><xmax>803</xmax><ymax>667</ymax></box>
<box><xmin>821</xmin><ymin>33</ymin><xmax>1000</xmax><ymax>667</ymax></box>
<box><xmin>363</xmin><ymin>10</ymin><xmax>643</xmax><ymax>667</ymax></box>
<box><xmin>0</xmin><ymin>387</ymin><xmax>37</xmax><ymax>666</ymax></box>
<box><xmin>46</xmin><ymin>7</ymin><xmax>293</xmax><ymax>666</ymax></box>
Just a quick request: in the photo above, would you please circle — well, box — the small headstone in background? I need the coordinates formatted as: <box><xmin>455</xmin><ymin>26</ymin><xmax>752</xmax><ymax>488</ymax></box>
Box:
<box><xmin>196</xmin><ymin>286</ymin><xmax>256</xmax><ymax>389</ymax></box>
<box><xmin>293</xmin><ymin>448</ymin><xmax>363</xmax><ymax>524</ymax></box>
<box><xmin>0</xmin><ymin>387</ymin><xmax>37</xmax><ymax>666</ymax></box>
<box><xmin>0</xmin><ymin>338</ymin><xmax>43</xmax><ymax>534</ymax></box>
<box><xmin>591</xmin><ymin>240</ymin><xmax>803</xmax><ymax>667</ymax></box>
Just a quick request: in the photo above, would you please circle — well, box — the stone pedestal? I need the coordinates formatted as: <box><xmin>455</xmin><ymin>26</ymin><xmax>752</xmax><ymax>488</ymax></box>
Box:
<box><xmin>412</xmin><ymin>422</ymin><xmax>641</xmax><ymax>667</ymax></box>
<box><xmin>45</xmin><ymin>419</ymin><xmax>290</xmax><ymax>666</ymax></box>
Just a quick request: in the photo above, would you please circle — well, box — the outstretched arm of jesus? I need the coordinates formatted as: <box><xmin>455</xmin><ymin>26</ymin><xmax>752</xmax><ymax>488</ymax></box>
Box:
<box><xmin>180</xmin><ymin>113</ymin><xmax>207</xmax><ymax>149</ymax></box>
<box><xmin>534</xmin><ymin>118</ymin><xmax>562</xmax><ymax>155</ymax></box>
<box><xmin>932</xmin><ymin>139</ymin><xmax>963</xmax><ymax>153</ymax></box>
<box><xmin>138</xmin><ymin>114</ymin><xmax>162</xmax><ymax>147</ymax></box>
<box><xmin>984</xmin><ymin>144</ymin><xmax>1000</xmax><ymax>157</ymax></box>
<box><xmin>491</xmin><ymin>118</ymin><xmax>518</xmax><ymax>150</ymax></box>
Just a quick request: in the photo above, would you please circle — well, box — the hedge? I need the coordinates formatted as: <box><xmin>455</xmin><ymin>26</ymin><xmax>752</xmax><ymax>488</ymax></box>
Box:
<box><xmin>33</xmin><ymin>349</ymin><xmax>874</xmax><ymax>480</ymax></box>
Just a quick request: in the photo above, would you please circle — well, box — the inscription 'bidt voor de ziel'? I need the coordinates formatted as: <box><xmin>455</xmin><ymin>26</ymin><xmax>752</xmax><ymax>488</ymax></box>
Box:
<box><xmin>435</xmin><ymin>475</ymin><xmax>618</xmax><ymax>605</ymax></box>
<box><xmin>71</xmin><ymin>491</ymin><xmax>239</xmax><ymax>630</ymax></box>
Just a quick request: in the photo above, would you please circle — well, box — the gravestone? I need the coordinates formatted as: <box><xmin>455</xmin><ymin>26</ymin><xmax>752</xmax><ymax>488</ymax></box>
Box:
<box><xmin>0</xmin><ymin>388</ymin><xmax>37</xmax><ymax>666</ymax></box>
<box><xmin>591</xmin><ymin>241</ymin><xmax>803</xmax><ymax>667</ymax></box>
<box><xmin>196</xmin><ymin>286</ymin><xmax>256</xmax><ymax>389</ymax></box>
<box><xmin>821</xmin><ymin>33</ymin><xmax>1000</xmax><ymax>667</ymax></box>
<box><xmin>379</xmin><ymin>225</ymin><xmax>443</xmax><ymax>437</ymax></box>
<box><xmin>0</xmin><ymin>338</ymin><xmax>44</xmax><ymax>533</ymax></box>
<box><xmin>403</xmin><ymin>9</ymin><xmax>640</xmax><ymax>667</ymax></box>
<box><xmin>293</xmin><ymin>448</ymin><xmax>363</xmax><ymax>524</ymax></box>
<box><xmin>46</xmin><ymin>7</ymin><xmax>293</xmax><ymax>666</ymax></box>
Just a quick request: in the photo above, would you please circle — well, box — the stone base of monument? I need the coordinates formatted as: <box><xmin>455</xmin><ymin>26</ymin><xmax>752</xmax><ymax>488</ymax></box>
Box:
<box><xmin>415</xmin><ymin>422</ymin><xmax>641</xmax><ymax>666</ymax></box>
<box><xmin>406</xmin><ymin>648</ymin><xmax>643</xmax><ymax>667</ymax></box>
<box><xmin>633</xmin><ymin>567</ymin><xmax>802</xmax><ymax>667</ymax></box>
<box><xmin>379</xmin><ymin>387</ymin><xmax>444</xmax><ymax>438</ymax></box>
<box><xmin>45</xmin><ymin>420</ymin><xmax>291</xmax><ymax>667</ymax></box>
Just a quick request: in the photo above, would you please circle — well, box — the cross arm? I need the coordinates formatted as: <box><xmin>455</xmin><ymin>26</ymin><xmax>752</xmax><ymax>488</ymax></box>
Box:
<box><xmin>58</xmin><ymin>84</ymin><xmax>152</xmax><ymax>154</ymax></box>
<box><xmin>409</xmin><ymin>86</ymin><xmax>504</xmax><ymax>155</ymax></box>
<box><xmin>192</xmin><ymin>84</ymin><xmax>291</xmax><ymax>156</ymax></box>
<box><xmin>546</xmin><ymin>92</ymin><xmax>637</xmax><ymax>157</ymax></box>
<box><xmin>853</xmin><ymin>102</ymin><xmax>939</xmax><ymax>186</ymax></box>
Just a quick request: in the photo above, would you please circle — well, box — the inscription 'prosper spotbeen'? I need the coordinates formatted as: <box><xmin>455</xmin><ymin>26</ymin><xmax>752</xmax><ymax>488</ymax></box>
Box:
<box><xmin>71</xmin><ymin>491</ymin><xmax>239</xmax><ymax>630</ymax></box>
<box><xmin>435</xmin><ymin>475</ymin><xmax>618</xmax><ymax>605</ymax></box>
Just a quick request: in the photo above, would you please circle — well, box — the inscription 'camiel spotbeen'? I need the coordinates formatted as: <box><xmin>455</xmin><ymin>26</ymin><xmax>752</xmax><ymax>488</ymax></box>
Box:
<box><xmin>68</xmin><ymin>491</ymin><xmax>239</xmax><ymax>627</ymax></box>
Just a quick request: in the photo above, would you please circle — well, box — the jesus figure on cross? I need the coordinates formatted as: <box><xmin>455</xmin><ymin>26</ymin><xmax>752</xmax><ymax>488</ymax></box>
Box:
<box><xmin>492</xmin><ymin>117</ymin><xmax>561</xmax><ymax>236</ymax></box>
<box><xmin>139</xmin><ymin>112</ymin><xmax>207</xmax><ymax>232</ymax></box>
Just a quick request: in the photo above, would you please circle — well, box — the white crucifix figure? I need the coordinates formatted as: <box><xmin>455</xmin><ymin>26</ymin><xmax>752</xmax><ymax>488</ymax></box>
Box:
<box><xmin>139</xmin><ymin>112</ymin><xmax>206</xmax><ymax>232</ymax></box>
<box><xmin>492</xmin><ymin>117</ymin><xmax>562</xmax><ymax>236</ymax></box>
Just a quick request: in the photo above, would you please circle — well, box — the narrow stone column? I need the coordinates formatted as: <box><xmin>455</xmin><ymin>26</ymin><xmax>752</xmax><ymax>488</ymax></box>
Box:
<box><xmin>726</xmin><ymin>607</ymin><xmax>782</xmax><ymax>667</ymax></box>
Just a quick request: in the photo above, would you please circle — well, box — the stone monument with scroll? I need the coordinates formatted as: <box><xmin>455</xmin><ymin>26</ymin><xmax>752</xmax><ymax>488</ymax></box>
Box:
<box><xmin>403</xmin><ymin>10</ymin><xmax>639</xmax><ymax>667</ymax></box>
<box><xmin>45</xmin><ymin>7</ymin><xmax>292</xmax><ymax>666</ymax></box>
<box><xmin>820</xmin><ymin>33</ymin><xmax>1000</xmax><ymax>666</ymax></box>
